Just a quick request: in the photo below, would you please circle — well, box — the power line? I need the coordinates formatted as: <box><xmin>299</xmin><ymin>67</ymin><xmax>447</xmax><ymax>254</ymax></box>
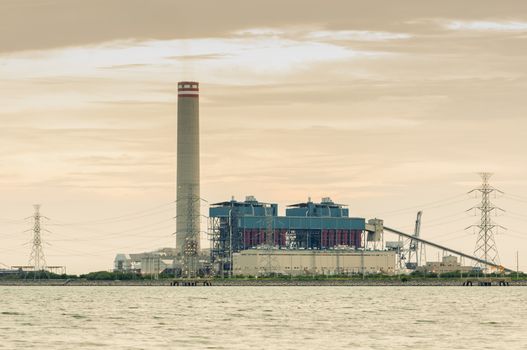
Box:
<box><xmin>49</xmin><ymin>218</ymin><xmax>175</xmax><ymax>239</ymax></box>
<box><xmin>0</xmin><ymin>230</ymin><xmax>29</xmax><ymax>238</ymax></box>
<box><xmin>505</xmin><ymin>210</ymin><xmax>527</xmax><ymax>218</ymax></box>
<box><xmin>504</xmin><ymin>214</ymin><xmax>527</xmax><ymax>223</ymax></box>
<box><xmin>503</xmin><ymin>193</ymin><xmax>527</xmax><ymax>204</ymax></box>
<box><xmin>0</xmin><ymin>245</ymin><xmax>28</xmax><ymax>254</ymax></box>
<box><xmin>0</xmin><ymin>201</ymin><xmax>181</xmax><ymax>227</ymax></box>
<box><xmin>49</xmin><ymin>201</ymin><xmax>176</xmax><ymax>226</ymax></box>
<box><xmin>421</xmin><ymin>212</ymin><xmax>467</xmax><ymax>225</ymax></box>
<box><xmin>429</xmin><ymin>228</ymin><xmax>467</xmax><ymax>240</ymax></box>
<box><xmin>51</xmin><ymin>223</ymin><xmax>176</xmax><ymax>242</ymax></box>
<box><xmin>504</xmin><ymin>229</ymin><xmax>526</xmax><ymax>236</ymax></box>
<box><xmin>0</xmin><ymin>218</ymin><xmax>27</xmax><ymax>224</ymax></box>
<box><xmin>397</xmin><ymin>212</ymin><xmax>470</xmax><ymax>232</ymax></box>
<box><xmin>439</xmin><ymin>232</ymin><xmax>474</xmax><ymax>243</ymax></box>
<box><xmin>44</xmin><ymin>235</ymin><xmax>174</xmax><ymax>258</ymax></box>
<box><xmin>378</xmin><ymin>194</ymin><xmax>468</xmax><ymax>217</ymax></box>
<box><xmin>50</xmin><ymin>206</ymin><xmax>175</xmax><ymax>227</ymax></box>
<box><xmin>500</xmin><ymin>231</ymin><xmax>527</xmax><ymax>241</ymax></box>
<box><xmin>423</xmin><ymin>215</ymin><xmax>472</xmax><ymax>229</ymax></box>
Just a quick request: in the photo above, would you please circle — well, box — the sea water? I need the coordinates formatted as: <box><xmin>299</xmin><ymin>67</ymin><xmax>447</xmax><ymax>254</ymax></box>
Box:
<box><xmin>0</xmin><ymin>286</ymin><xmax>525</xmax><ymax>349</ymax></box>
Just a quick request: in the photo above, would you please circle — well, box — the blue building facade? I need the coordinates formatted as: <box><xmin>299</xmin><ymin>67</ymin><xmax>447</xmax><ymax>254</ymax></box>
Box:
<box><xmin>209</xmin><ymin>196</ymin><xmax>366</xmax><ymax>270</ymax></box>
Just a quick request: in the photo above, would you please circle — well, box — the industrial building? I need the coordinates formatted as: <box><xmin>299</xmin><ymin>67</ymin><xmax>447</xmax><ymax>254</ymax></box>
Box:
<box><xmin>234</xmin><ymin>249</ymin><xmax>396</xmax><ymax>276</ymax></box>
<box><xmin>114</xmin><ymin>248</ymin><xmax>178</xmax><ymax>276</ymax></box>
<box><xmin>417</xmin><ymin>255</ymin><xmax>474</xmax><ymax>274</ymax></box>
<box><xmin>113</xmin><ymin>248</ymin><xmax>211</xmax><ymax>276</ymax></box>
<box><xmin>209</xmin><ymin>196</ymin><xmax>388</xmax><ymax>276</ymax></box>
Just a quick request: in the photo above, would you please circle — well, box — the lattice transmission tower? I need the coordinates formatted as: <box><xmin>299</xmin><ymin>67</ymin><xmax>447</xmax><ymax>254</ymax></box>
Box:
<box><xmin>181</xmin><ymin>190</ymin><xmax>201</xmax><ymax>279</ymax></box>
<box><xmin>263</xmin><ymin>204</ymin><xmax>278</xmax><ymax>276</ymax></box>
<box><xmin>28</xmin><ymin>204</ymin><xmax>47</xmax><ymax>271</ymax></box>
<box><xmin>466</xmin><ymin>173</ymin><xmax>505</xmax><ymax>271</ymax></box>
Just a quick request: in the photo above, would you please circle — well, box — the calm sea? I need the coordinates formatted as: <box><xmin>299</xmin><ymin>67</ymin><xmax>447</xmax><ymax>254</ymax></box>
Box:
<box><xmin>0</xmin><ymin>286</ymin><xmax>525</xmax><ymax>349</ymax></box>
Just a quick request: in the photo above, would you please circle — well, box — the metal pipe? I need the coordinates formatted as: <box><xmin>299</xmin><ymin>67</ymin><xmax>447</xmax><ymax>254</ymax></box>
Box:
<box><xmin>229</xmin><ymin>208</ymin><xmax>233</xmax><ymax>278</ymax></box>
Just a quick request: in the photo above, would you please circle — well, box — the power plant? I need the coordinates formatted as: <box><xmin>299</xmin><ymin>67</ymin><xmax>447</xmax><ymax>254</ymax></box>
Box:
<box><xmin>109</xmin><ymin>81</ymin><xmax>520</xmax><ymax>279</ymax></box>
<box><xmin>209</xmin><ymin>196</ymin><xmax>390</xmax><ymax>276</ymax></box>
<box><xmin>0</xmin><ymin>82</ymin><xmax>518</xmax><ymax>280</ymax></box>
<box><xmin>173</xmin><ymin>81</ymin><xmax>393</xmax><ymax>277</ymax></box>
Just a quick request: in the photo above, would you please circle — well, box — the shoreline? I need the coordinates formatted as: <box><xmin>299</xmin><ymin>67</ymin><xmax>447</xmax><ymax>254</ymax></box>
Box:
<box><xmin>1</xmin><ymin>278</ymin><xmax>526</xmax><ymax>287</ymax></box>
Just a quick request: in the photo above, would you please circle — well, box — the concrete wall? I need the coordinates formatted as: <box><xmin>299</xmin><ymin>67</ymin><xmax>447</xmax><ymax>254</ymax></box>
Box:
<box><xmin>233</xmin><ymin>249</ymin><xmax>396</xmax><ymax>276</ymax></box>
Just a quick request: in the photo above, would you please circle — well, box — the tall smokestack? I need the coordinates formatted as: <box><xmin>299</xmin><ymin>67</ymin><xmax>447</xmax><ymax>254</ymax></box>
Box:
<box><xmin>176</xmin><ymin>81</ymin><xmax>200</xmax><ymax>256</ymax></box>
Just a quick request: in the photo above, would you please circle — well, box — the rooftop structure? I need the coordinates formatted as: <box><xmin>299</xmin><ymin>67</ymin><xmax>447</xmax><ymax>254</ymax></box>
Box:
<box><xmin>286</xmin><ymin>197</ymin><xmax>349</xmax><ymax>217</ymax></box>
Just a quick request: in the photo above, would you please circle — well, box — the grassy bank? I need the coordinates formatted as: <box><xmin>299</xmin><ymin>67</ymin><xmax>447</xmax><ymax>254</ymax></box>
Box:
<box><xmin>1</xmin><ymin>270</ymin><xmax>526</xmax><ymax>286</ymax></box>
<box><xmin>1</xmin><ymin>270</ymin><xmax>526</xmax><ymax>282</ymax></box>
<box><xmin>1</xmin><ymin>278</ymin><xmax>526</xmax><ymax>286</ymax></box>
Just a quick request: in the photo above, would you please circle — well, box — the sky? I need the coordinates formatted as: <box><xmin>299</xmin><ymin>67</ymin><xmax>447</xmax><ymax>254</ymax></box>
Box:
<box><xmin>1</xmin><ymin>0</ymin><xmax>527</xmax><ymax>274</ymax></box>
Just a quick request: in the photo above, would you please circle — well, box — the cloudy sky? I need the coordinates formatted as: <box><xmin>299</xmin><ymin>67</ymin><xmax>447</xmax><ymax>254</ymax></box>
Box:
<box><xmin>1</xmin><ymin>0</ymin><xmax>527</xmax><ymax>274</ymax></box>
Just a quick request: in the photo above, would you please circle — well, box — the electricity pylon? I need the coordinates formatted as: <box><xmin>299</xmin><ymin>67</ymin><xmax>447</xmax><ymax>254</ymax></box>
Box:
<box><xmin>264</xmin><ymin>205</ymin><xmax>275</xmax><ymax>276</ymax></box>
<box><xmin>466</xmin><ymin>173</ymin><xmax>505</xmax><ymax>272</ymax></box>
<box><xmin>28</xmin><ymin>204</ymin><xmax>47</xmax><ymax>272</ymax></box>
<box><xmin>182</xmin><ymin>192</ymin><xmax>201</xmax><ymax>279</ymax></box>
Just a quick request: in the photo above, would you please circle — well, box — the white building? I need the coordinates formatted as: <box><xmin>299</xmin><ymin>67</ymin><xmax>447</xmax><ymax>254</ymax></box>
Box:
<box><xmin>114</xmin><ymin>254</ymin><xmax>133</xmax><ymax>271</ymax></box>
<box><xmin>233</xmin><ymin>249</ymin><xmax>396</xmax><ymax>276</ymax></box>
<box><xmin>113</xmin><ymin>248</ymin><xmax>178</xmax><ymax>275</ymax></box>
<box><xmin>417</xmin><ymin>255</ymin><xmax>473</xmax><ymax>274</ymax></box>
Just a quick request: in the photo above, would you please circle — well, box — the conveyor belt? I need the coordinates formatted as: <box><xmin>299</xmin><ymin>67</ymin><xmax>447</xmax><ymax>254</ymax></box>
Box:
<box><xmin>383</xmin><ymin>226</ymin><xmax>514</xmax><ymax>273</ymax></box>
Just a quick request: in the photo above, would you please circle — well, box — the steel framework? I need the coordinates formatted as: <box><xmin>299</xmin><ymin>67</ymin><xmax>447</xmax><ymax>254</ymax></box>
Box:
<box><xmin>466</xmin><ymin>173</ymin><xmax>504</xmax><ymax>271</ymax></box>
<box><xmin>28</xmin><ymin>204</ymin><xmax>47</xmax><ymax>271</ymax></box>
<box><xmin>403</xmin><ymin>211</ymin><xmax>426</xmax><ymax>269</ymax></box>
<box><xmin>181</xmin><ymin>192</ymin><xmax>201</xmax><ymax>278</ymax></box>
